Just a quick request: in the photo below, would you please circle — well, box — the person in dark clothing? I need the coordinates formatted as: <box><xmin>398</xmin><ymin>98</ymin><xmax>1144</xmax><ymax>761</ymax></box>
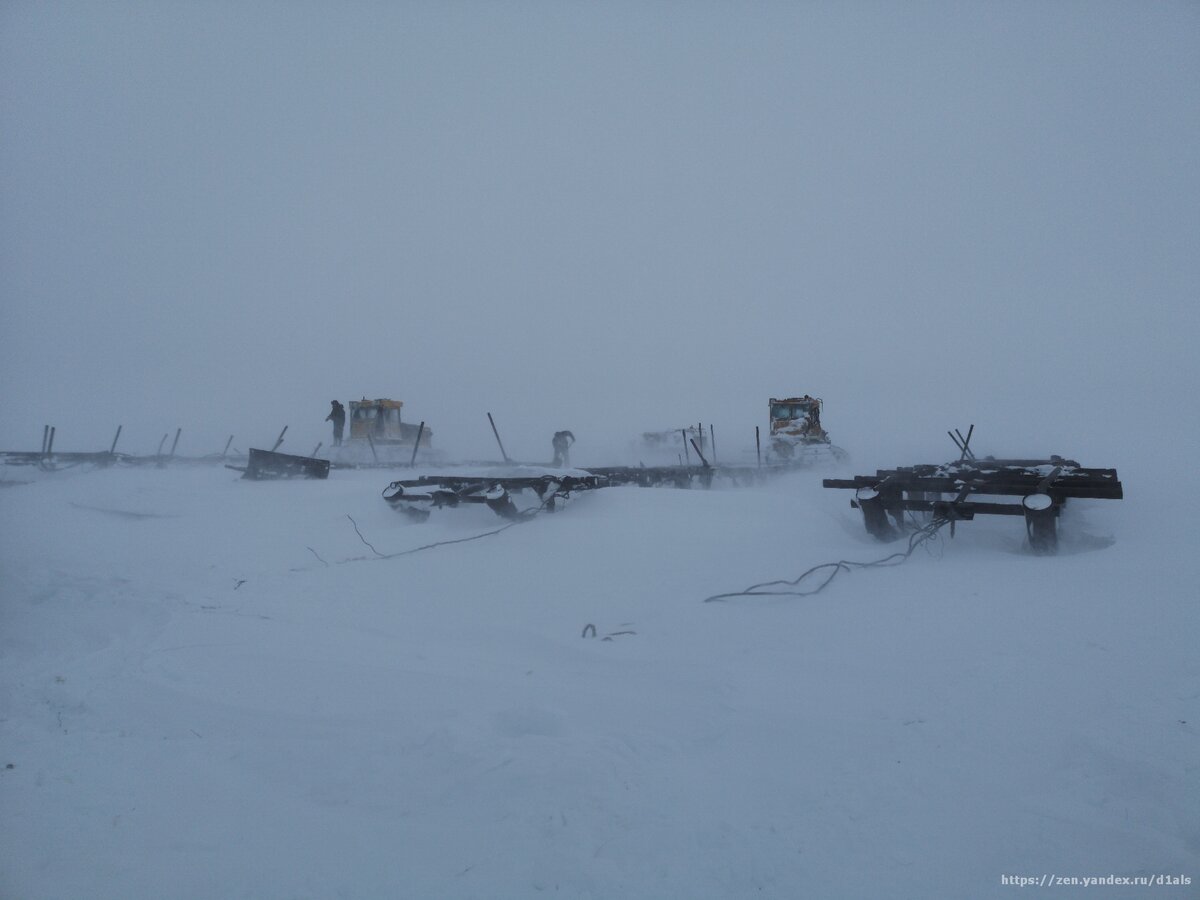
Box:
<box><xmin>551</xmin><ymin>430</ymin><xmax>575</xmax><ymax>467</ymax></box>
<box><xmin>326</xmin><ymin>400</ymin><xmax>346</xmax><ymax>446</ymax></box>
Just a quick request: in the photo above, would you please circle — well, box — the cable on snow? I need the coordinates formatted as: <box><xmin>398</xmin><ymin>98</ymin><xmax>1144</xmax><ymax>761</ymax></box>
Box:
<box><xmin>702</xmin><ymin>516</ymin><xmax>951</xmax><ymax>603</ymax></box>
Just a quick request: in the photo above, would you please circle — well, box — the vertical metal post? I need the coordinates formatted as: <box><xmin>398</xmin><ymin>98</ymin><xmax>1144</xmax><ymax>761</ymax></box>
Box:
<box><xmin>367</xmin><ymin>434</ymin><xmax>378</xmax><ymax>462</ymax></box>
<box><xmin>110</xmin><ymin>425</ymin><xmax>123</xmax><ymax>455</ymax></box>
<box><xmin>487</xmin><ymin>413</ymin><xmax>509</xmax><ymax>462</ymax></box>
<box><xmin>311</xmin><ymin>442</ymin><xmax>323</xmax><ymax>457</ymax></box>
<box><xmin>42</xmin><ymin>425</ymin><xmax>50</xmax><ymax>456</ymax></box>
<box><xmin>681</xmin><ymin>429</ymin><xmax>690</xmax><ymax>465</ymax></box>
<box><xmin>709</xmin><ymin>424</ymin><xmax>716</xmax><ymax>465</ymax></box>
<box><xmin>1022</xmin><ymin>493</ymin><xmax>1058</xmax><ymax>554</ymax></box>
<box><xmin>856</xmin><ymin>487</ymin><xmax>897</xmax><ymax>541</ymax></box>
<box><xmin>881</xmin><ymin>482</ymin><xmax>907</xmax><ymax>533</ymax></box>
<box><xmin>47</xmin><ymin>426</ymin><xmax>56</xmax><ymax>456</ymax></box>
<box><xmin>755</xmin><ymin>426</ymin><xmax>761</xmax><ymax>467</ymax></box>
<box><xmin>169</xmin><ymin>428</ymin><xmax>181</xmax><ymax>458</ymax></box>
<box><xmin>222</xmin><ymin>435</ymin><xmax>234</xmax><ymax>458</ymax></box>
<box><xmin>272</xmin><ymin>426</ymin><xmax>287</xmax><ymax>452</ymax></box>
<box><xmin>409</xmin><ymin>421</ymin><xmax>425</xmax><ymax>467</ymax></box>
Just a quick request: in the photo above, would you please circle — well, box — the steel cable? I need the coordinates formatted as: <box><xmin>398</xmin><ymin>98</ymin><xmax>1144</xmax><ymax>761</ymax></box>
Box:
<box><xmin>703</xmin><ymin>517</ymin><xmax>951</xmax><ymax>603</ymax></box>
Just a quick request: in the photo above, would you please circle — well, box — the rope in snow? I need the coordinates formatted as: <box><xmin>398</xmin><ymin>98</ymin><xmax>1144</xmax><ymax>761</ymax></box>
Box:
<box><xmin>702</xmin><ymin>517</ymin><xmax>951</xmax><ymax>603</ymax></box>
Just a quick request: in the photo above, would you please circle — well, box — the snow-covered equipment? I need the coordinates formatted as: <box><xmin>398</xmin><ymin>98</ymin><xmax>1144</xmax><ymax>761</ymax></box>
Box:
<box><xmin>383</xmin><ymin>474</ymin><xmax>603</xmax><ymax>521</ymax></box>
<box><xmin>766</xmin><ymin>396</ymin><xmax>848</xmax><ymax>465</ymax></box>
<box><xmin>823</xmin><ymin>455</ymin><xmax>1123</xmax><ymax>553</ymax></box>
<box><xmin>382</xmin><ymin>463</ymin><xmax>760</xmax><ymax>521</ymax></box>
<box><xmin>232</xmin><ymin>448</ymin><xmax>330</xmax><ymax>480</ymax></box>
<box><xmin>638</xmin><ymin>426</ymin><xmax>707</xmax><ymax>462</ymax></box>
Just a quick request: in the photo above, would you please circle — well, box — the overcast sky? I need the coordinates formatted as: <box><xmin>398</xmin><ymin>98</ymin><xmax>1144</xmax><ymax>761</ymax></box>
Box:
<box><xmin>2</xmin><ymin>1</ymin><xmax>1196</xmax><ymax>466</ymax></box>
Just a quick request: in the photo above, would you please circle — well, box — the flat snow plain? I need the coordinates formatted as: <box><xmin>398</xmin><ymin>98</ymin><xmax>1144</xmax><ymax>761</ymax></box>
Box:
<box><xmin>1</xmin><ymin>458</ymin><xmax>1196</xmax><ymax>899</ymax></box>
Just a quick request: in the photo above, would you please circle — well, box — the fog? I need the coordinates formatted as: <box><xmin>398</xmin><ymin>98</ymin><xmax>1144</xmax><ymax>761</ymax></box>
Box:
<box><xmin>2</xmin><ymin>2</ymin><xmax>1196</xmax><ymax>467</ymax></box>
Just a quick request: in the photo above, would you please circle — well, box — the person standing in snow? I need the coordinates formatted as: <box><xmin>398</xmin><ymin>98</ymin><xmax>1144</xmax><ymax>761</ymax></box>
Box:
<box><xmin>326</xmin><ymin>400</ymin><xmax>346</xmax><ymax>446</ymax></box>
<box><xmin>551</xmin><ymin>430</ymin><xmax>575</xmax><ymax>467</ymax></box>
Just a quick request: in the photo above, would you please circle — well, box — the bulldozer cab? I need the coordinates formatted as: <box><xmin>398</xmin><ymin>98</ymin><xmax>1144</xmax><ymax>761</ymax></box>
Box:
<box><xmin>349</xmin><ymin>399</ymin><xmax>409</xmax><ymax>443</ymax></box>
<box><xmin>769</xmin><ymin>396</ymin><xmax>826</xmax><ymax>440</ymax></box>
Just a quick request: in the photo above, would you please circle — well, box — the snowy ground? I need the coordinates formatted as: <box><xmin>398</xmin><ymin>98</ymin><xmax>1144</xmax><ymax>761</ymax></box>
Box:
<box><xmin>1</xmin><ymin>458</ymin><xmax>1196</xmax><ymax>899</ymax></box>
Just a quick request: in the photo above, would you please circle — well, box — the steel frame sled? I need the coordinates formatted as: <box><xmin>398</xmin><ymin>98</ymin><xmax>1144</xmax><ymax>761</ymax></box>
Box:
<box><xmin>382</xmin><ymin>464</ymin><xmax>737</xmax><ymax>522</ymax></box>
<box><xmin>823</xmin><ymin>456</ymin><xmax>1123</xmax><ymax>553</ymax></box>
<box><xmin>383</xmin><ymin>474</ymin><xmax>603</xmax><ymax>522</ymax></box>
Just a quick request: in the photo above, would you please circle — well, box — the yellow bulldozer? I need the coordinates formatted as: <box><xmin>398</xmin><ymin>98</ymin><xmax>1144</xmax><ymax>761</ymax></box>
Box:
<box><xmin>767</xmin><ymin>395</ymin><xmax>847</xmax><ymax>464</ymax></box>
<box><xmin>348</xmin><ymin>399</ymin><xmax>431</xmax><ymax>446</ymax></box>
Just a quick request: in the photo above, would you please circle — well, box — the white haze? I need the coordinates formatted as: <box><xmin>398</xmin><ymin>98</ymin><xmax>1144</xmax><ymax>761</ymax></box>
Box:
<box><xmin>2</xmin><ymin>2</ymin><xmax>1197</xmax><ymax>469</ymax></box>
<box><xmin>3</xmin><ymin>5</ymin><xmax>1200</xmax><ymax>897</ymax></box>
